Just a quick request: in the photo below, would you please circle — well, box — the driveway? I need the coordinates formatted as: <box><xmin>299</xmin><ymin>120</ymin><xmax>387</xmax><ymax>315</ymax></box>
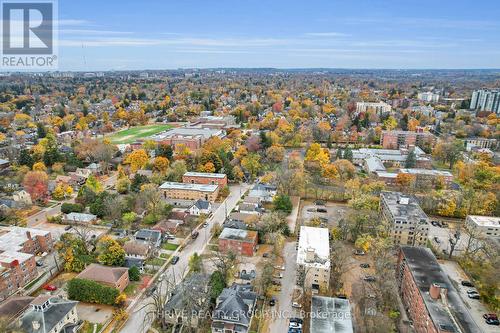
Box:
<box><xmin>428</xmin><ymin>224</ymin><xmax>470</xmax><ymax>256</ymax></box>
<box><xmin>120</xmin><ymin>183</ymin><xmax>250</xmax><ymax>333</ymax></box>
<box><xmin>440</xmin><ymin>260</ymin><xmax>498</xmax><ymax>333</ymax></box>
<box><xmin>267</xmin><ymin>241</ymin><xmax>298</xmax><ymax>333</ymax></box>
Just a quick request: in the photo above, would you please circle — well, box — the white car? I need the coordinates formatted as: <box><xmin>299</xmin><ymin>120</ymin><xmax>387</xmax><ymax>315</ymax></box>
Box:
<box><xmin>158</xmin><ymin>273</ymin><xmax>165</xmax><ymax>281</ymax></box>
<box><xmin>292</xmin><ymin>302</ymin><xmax>302</xmax><ymax>309</ymax></box>
<box><xmin>274</xmin><ymin>265</ymin><xmax>285</xmax><ymax>271</ymax></box>
<box><xmin>273</xmin><ymin>273</ymin><xmax>283</xmax><ymax>279</ymax></box>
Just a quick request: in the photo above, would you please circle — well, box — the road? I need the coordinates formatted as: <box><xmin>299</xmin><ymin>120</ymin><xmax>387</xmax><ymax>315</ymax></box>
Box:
<box><xmin>26</xmin><ymin>173</ymin><xmax>118</xmax><ymax>228</ymax></box>
<box><xmin>120</xmin><ymin>183</ymin><xmax>250</xmax><ymax>333</ymax></box>
<box><xmin>267</xmin><ymin>242</ymin><xmax>298</xmax><ymax>333</ymax></box>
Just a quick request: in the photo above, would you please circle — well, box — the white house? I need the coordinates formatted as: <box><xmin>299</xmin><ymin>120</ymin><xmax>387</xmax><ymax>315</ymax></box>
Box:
<box><xmin>189</xmin><ymin>199</ymin><xmax>212</xmax><ymax>216</ymax></box>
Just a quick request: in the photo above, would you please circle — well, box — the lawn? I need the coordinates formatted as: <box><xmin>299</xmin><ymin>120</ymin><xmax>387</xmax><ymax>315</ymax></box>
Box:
<box><xmin>161</xmin><ymin>242</ymin><xmax>179</xmax><ymax>251</ymax></box>
<box><xmin>106</xmin><ymin>124</ymin><xmax>172</xmax><ymax>144</ymax></box>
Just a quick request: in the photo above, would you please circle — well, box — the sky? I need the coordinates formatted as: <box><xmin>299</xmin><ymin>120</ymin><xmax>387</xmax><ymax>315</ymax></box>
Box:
<box><xmin>35</xmin><ymin>0</ymin><xmax>500</xmax><ymax>70</ymax></box>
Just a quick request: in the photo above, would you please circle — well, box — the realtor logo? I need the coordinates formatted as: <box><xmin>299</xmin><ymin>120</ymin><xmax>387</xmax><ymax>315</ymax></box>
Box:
<box><xmin>1</xmin><ymin>0</ymin><xmax>57</xmax><ymax>68</ymax></box>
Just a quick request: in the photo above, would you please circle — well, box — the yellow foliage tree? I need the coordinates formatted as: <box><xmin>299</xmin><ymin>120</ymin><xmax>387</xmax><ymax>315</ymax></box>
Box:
<box><xmin>32</xmin><ymin>162</ymin><xmax>47</xmax><ymax>171</ymax></box>
<box><xmin>125</xmin><ymin>149</ymin><xmax>149</xmax><ymax>172</ymax></box>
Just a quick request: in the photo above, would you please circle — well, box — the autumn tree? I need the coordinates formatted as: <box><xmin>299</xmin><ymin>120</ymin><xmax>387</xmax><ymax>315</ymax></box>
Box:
<box><xmin>153</xmin><ymin>156</ymin><xmax>170</xmax><ymax>175</ymax></box>
<box><xmin>97</xmin><ymin>236</ymin><xmax>126</xmax><ymax>266</ymax></box>
<box><xmin>23</xmin><ymin>171</ymin><xmax>49</xmax><ymax>203</ymax></box>
<box><xmin>125</xmin><ymin>149</ymin><xmax>149</xmax><ymax>172</ymax></box>
<box><xmin>241</xmin><ymin>153</ymin><xmax>261</xmax><ymax>181</ymax></box>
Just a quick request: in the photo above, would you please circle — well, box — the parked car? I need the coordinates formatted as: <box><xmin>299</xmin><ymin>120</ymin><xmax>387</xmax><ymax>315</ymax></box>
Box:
<box><xmin>316</xmin><ymin>208</ymin><xmax>327</xmax><ymax>213</ymax></box>
<box><xmin>363</xmin><ymin>275</ymin><xmax>376</xmax><ymax>282</ymax></box>
<box><xmin>483</xmin><ymin>314</ymin><xmax>499</xmax><ymax>326</ymax></box>
<box><xmin>336</xmin><ymin>294</ymin><xmax>348</xmax><ymax>299</ymax></box>
<box><xmin>158</xmin><ymin>273</ymin><xmax>165</xmax><ymax>281</ymax></box>
<box><xmin>431</xmin><ymin>221</ymin><xmax>442</xmax><ymax>227</ymax></box>
<box><xmin>292</xmin><ymin>302</ymin><xmax>302</xmax><ymax>308</ymax></box>
<box><xmin>461</xmin><ymin>280</ymin><xmax>474</xmax><ymax>287</ymax></box>
<box><xmin>269</xmin><ymin>297</ymin><xmax>276</xmax><ymax>306</ymax></box>
<box><xmin>145</xmin><ymin>285</ymin><xmax>157</xmax><ymax>296</ymax></box>
<box><xmin>202</xmin><ymin>222</ymin><xmax>209</xmax><ymax>228</ymax></box>
<box><xmin>272</xmin><ymin>279</ymin><xmax>282</xmax><ymax>286</ymax></box>
<box><xmin>171</xmin><ymin>256</ymin><xmax>179</xmax><ymax>265</ymax></box>
<box><xmin>360</xmin><ymin>263</ymin><xmax>370</xmax><ymax>268</ymax></box>
<box><xmin>273</xmin><ymin>273</ymin><xmax>283</xmax><ymax>279</ymax></box>
<box><xmin>191</xmin><ymin>231</ymin><xmax>199</xmax><ymax>239</ymax></box>
<box><xmin>36</xmin><ymin>260</ymin><xmax>44</xmax><ymax>267</ymax></box>
<box><xmin>467</xmin><ymin>292</ymin><xmax>480</xmax><ymax>300</ymax></box>
<box><xmin>64</xmin><ymin>225</ymin><xmax>72</xmax><ymax>231</ymax></box>
<box><xmin>274</xmin><ymin>265</ymin><xmax>285</xmax><ymax>271</ymax></box>
<box><xmin>434</xmin><ymin>237</ymin><xmax>441</xmax><ymax>244</ymax></box>
<box><xmin>314</xmin><ymin>200</ymin><xmax>325</xmax><ymax>206</ymax></box>
<box><xmin>43</xmin><ymin>284</ymin><xmax>57</xmax><ymax>291</ymax></box>
<box><xmin>354</xmin><ymin>250</ymin><xmax>365</xmax><ymax>256</ymax></box>
<box><xmin>289</xmin><ymin>317</ymin><xmax>303</xmax><ymax>329</ymax></box>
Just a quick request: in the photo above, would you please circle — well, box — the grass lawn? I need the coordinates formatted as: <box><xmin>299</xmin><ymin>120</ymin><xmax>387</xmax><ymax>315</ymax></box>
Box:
<box><xmin>161</xmin><ymin>242</ymin><xmax>179</xmax><ymax>251</ymax></box>
<box><xmin>124</xmin><ymin>283</ymin><xmax>138</xmax><ymax>296</ymax></box>
<box><xmin>106</xmin><ymin>124</ymin><xmax>172</xmax><ymax>144</ymax></box>
<box><xmin>160</xmin><ymin>253</ymin><xmax>171</xmax><ymax>259</ymax></box>
<box><xmin>145</xmin><ymin>257</ymin><xmax>166</xmax><ymax>267</ymax></box>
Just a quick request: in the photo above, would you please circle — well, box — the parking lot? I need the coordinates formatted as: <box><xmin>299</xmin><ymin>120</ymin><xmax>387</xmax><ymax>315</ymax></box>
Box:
<box><xmin>428</xmin><ymin>223</ymin><xmax>470</xmax><ymax>256</ymax></box>
<box><xmin>440</xmin><ymin>260</ymin><xmax>498</xmax><ymax>333</ymax></box>
<box><xmin>301</xmin><ymin>201</ymin><xmax>352</xmax><ymax>228</ymax></box>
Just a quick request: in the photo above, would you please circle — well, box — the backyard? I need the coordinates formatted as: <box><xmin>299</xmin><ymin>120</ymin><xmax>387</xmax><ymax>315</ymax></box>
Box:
<box><xmin>106</xmin><ymin>124</ymin><xmax>172</xmax><ymax>144</ymax></box>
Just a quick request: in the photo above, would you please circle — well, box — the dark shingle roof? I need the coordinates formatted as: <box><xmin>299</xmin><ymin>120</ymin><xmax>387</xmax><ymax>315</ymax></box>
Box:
<box><xmin>20</xmin><ymin>297</ymin><xmax>78</xmax><ymax>333</ymax></box>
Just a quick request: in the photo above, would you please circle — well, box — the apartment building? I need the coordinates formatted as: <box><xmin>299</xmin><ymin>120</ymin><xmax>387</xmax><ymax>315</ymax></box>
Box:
<box><xmin>0</xmin><ymin>227</ymin><xmax>53</xmax><ymax>254</ymax></box>
<box><xmin>150</xmin><ymin>126</ymin><xmax>225</xmax><ymax>150</ymax></box>
<box><xmin>0</xmin><ymin>251</ymin><xmax>37</xmax><ymax>301</ymax></box>
<box><xmin>355</xmin><ymin>101</ymin><xmax>392</xmax><ymax>114</ymax></box>
<box><xmin>470</xmin><ymin>89</ymin><xmax>500</xmax><ymax>113</ymax></box>
<box><xmin>379</xmin><ymin>191</ymin><xmax>429</xmax><ymax>246</ymax></box>
<box><xmin>417</xmin><ymin>92</ymin><xmax>440</xmax><ymax>103</ymax></box>
<box><xmin>464</xmin><ymin>137</ymin><xmax>499</xmax><ymax>151</ymax></box>
<box><xmin>160</xmin><ymin>182</ymin><xmax>219</xmax><ymax>202</ymax></box>
<box><xmin>297</xmin><ymin>226</ymin><xmax>330</xmax><ymax>293</ymax></box>
<box><xmin>381</xmin><ymin>130</ymin><xmax>436</xmax><ymax>149</ymax></box>
<box><xmin>183</xmin><ymin>171</ymin><xmax>228</xmax><ymax>187</ymax></box>
<box><xmin>397</xmin><ymin>246</ymin><xmax>480</xmax><ymax>333</ymax></box>
<box><xmin>465</xmin><ymin>215</ymin><xmax>500</xmax><ymax>238</ymax></box>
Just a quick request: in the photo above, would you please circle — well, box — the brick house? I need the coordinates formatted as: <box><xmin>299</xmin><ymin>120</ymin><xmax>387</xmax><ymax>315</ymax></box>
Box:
<box><xmin>218</xmin><ymin>228</ymin><xmax>258</xmax><ymax>257</ymax></box>
<box><xmin>76</xmin><ymin>264</ymin><xmax>129</xmax><ymax>292</ymax></box>
<box><xmin>183</xmin><ymin>172</ymin><xmax>228</xmax><ymax>187</ymax></box>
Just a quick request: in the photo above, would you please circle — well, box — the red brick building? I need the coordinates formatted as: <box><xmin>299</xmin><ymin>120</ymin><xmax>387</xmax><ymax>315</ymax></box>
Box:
<box><xmin>397</xmin><ymin>247</ymin><xmax>480</xmax><ymax>333</ymax></box>
<box><xmin>381</xmin><ymin>130</ymin><xmax>436</xmax><ymax>150</ymax></box>
<box><xmin>182</xmin><ymin>171</ymin><xmax>228</xmax><ymax>187</ymax></box>
<box><xmin>0</xmin><ymin>227</ymin><xmax>53</xmax><ymax>255</ymax></box>
<box><xmin>218</xmin><ymin>228</ymin><xmax>258</xmax><ymax>257</ymax></box>
<box><xmin>0</xmin><ymin>252</ymin><xmax>37</xmax><ymax>301</ymax></box>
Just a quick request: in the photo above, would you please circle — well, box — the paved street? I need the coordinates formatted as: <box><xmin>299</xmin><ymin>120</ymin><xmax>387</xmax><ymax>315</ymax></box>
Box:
<box><xmin>267</xmin><ymin>242</ymin><xmax>298</xmax><ymax>333</ymax></box>
<box><xmin>120</xmin><ymin>183</ymin><xmax>250</xmax><ymax>333</ymax></box>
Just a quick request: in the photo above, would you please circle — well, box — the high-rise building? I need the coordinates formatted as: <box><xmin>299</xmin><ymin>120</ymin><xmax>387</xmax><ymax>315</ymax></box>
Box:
<box><xmin>417</xmin><ymin>92</ymin><xmax>440</xmax><ymax>103</ymax></box>
<box><xmin>470</xmin><ymin>89</ymin><xmax>500</xmax><ymax>113</ymax></box>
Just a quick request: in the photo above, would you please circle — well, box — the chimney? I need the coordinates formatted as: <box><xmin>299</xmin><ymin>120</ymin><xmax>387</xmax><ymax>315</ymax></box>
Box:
<box><xmin>305</xmin><ymin>248</ymin><xmax>315</xmax><ymax>262</ymax></box>
<box><xmin>26</xmin><ymin>231</ymin><xmax>32</xmax><ymax>240</ymax></box>
<box><xmin>429</xmin><ymin>283</ymin><xmax>447</xmax><ymax>300</ymax></box>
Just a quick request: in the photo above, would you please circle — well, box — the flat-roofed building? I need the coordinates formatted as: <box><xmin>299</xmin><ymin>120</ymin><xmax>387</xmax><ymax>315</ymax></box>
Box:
<box><xmin>398</xmin><ymin>168</ymin><xmax>453</xmax><ymax>187</ymax></box>
<box><xmin>297</xmin><ymin>226</ymin><xmax>330</xmax><ymax>292</ymax></box>
<box><xmin>160</xmin><ymin>181</ymin><xmax>219</xmax><ymax>202</ymax></box>
<box><xmin>310</xmin><ymin>296</ymin><xmax>353</xmax><ymax>333</ymax></box>
<box><xmin>0</xmin><ymin>251</ymin><xmax>37</xmax><ymax>301</ymax></box>
<box><xmin>0</xmin><ymin>226</ymin><xmax>53</xmax><ymax>254</ymax></box>
<box><xmin>381</xmin><ymin>130</ymin><xmax>436</xmax><ymax>150</ymax></box>
<box><xmin>183</xmin><ymin>171</ymin><xmax>228</xmax><ymax>187</ymax></box>
<box><xmin>397</xmin><ymin>246</ymin><xmax>480</xmax><ymax>333</ymax></box>
<box><xmin>380</xmin><ymin>191</ymin><xmax>429</xmax><ymax>246</ymax></box>
<box><xmin>465</xmin><ymin>215</ymin><xmax>500</xmax><ymax>238</ymax></box>
<box><xmin>356</xmin><ymin>101</ymin><xmax>392</xmax><ymax>115</ymax></box>
<box><xmin>150</xmin><ymin>127</ymin><xmax>225</xmax><ymax>150</ymax></box>
<box><xmin>218</xmin><ymin>228</ymin><xmax>258</xmax><ymax>257</ymax></box>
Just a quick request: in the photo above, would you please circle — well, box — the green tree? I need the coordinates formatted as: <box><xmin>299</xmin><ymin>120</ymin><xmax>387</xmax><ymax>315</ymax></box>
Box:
<box><xmin>241</xmin><ymin>153</ymin><xmax>261</xmax><ymax>181</ymax></box>
<box><xmin>273</xmin><ymin>194</ymin><xmax>293</xmax><ymax>214</ymax></box>
<box><xmin>67</xmin><ymin>278</ymin><xmax>120</xmax><ymax>305</ymax></box>
<box><xmin>209</xmin><ymin>271</ymin><xmax>225</xmax><ymax>301</ymax></box>
<box><xmin>188</xmin><ymin>252</ymin><xmax>203</xmax><ymax>273</ymax></box>
<box><xmin>405</xmin><ymin>149</ymin><xmax>417</xmax><ymax>168</ymax></box>
<box><xmin>129</xmin><ymin>266</ymin><xmax>141</xmax><ymax>281</ymax></box>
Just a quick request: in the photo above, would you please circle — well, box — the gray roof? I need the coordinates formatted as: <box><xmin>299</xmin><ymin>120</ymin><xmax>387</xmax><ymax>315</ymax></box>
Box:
<box><xmin>193</xmin><ymin>199</ymin><xmax>210</xmax><ymax>210</ymax></box>
<box><xmin>135</xmin><ymin>229</ymin><xmax>162</xmax><ymax>243</ymax></box>
<box><xmin>20</xmin><ymin>297</ymin><xmax>78</xmax><ymax>333</ymax></box>
<box><xmin>310</xmin><ymin>296</ymin><xmax>353</xmax><ymax>333</ymax></box>
<box><xmin>400</xmin><ymin>246</ymin><xmax>480</xmax><ymax>333</ymax></box>
<box><xmin>164</xmin><ymin>273</ymin><xmax>209</xmax><ymax>313</ymax></box>
<box><xmin>212</xmin><ymin>284</ymin><xmax>257</xmax><ymax>327</ymax></box>
<box><xmin>380</xmin><ymin>191</ymin><xmax>428</xmax><ymax>222</ymax></box>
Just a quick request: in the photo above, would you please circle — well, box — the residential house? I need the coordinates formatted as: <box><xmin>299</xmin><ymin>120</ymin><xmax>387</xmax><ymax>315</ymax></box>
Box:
<box><xmin>19</xmin><ymin>295</ymin><xmax>80</xmax><ymax>333</ymax></box>
<box><xmin>247</xmin><ymin>183</ymin><xmax>276</xmax><ymax>202</ymax></box>
<box><xmin>134</xmin><ymin>229</ymin><xmax>162</xmax><ymax>247</ymax></box>
<box><xmin>0</xmin><ymin>295</ymin><xmax>34</xmax><ymax>321</ymax></box>
<box><xmin>164</xmin><ymin>273</ymin><xmax>210</xmax><ymax>328</ymax></box>
<box><xmin>188</xmin><ymin>199</ymin><xmax>212</xmax><ymax>216</ymax></box>
<box><xmin>76</xmin><ymin>264</ymin><xmax>129</xmax><ymax>292</ymax></box>
<box><xmin>12</xmin><ymin>190</ymin><xmax>32</xmax><ymax>206</ymax></box>
<box><xmin>211</xmin><ymin>284</ymin><xmax>257</xmax><ymax>333</ymax></box>
<box><xmin>153</xmin><ymin>220</ymin><xmax>182</xmax><ymax>235</ymax></box>
<box><xmin>64</xmin><ymin>212</ymin><xmax>97</xmax><ymax>225</ymax></box>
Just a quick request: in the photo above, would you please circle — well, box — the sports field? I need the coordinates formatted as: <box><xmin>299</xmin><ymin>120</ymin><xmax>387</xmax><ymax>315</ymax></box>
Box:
<box><xmin>107</xmin><ymin>124</ymin><xmax>171</xmax><ymax>144</ymax></box>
